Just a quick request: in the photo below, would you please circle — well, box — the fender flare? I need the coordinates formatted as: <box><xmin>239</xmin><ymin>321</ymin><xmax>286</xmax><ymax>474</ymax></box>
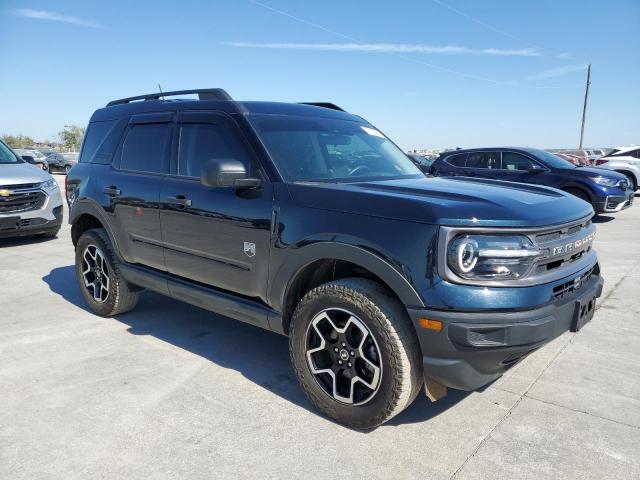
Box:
<box><xmin>69</xmin><ymin>198</ymin><xmax>120</xmax><ymax>252</ymax></box>
<box><xmin>269</xmin><ymin>242</ymin><xmax>425</xmax><ymax>313</ymax></box>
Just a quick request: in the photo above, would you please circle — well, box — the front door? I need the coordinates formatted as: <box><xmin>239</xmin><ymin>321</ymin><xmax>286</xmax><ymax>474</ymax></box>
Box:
<box><xmin>499</xmin><ymin>151</ymin><xmax>548</xmax><ymax>185</ymax></box>
<box><xmin>159</xmin><ymin>112</ymin><xmax>273</xmax><ymax>301</ymax></box>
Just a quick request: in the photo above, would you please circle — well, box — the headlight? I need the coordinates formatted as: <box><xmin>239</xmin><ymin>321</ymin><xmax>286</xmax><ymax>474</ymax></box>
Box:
<box><xmin>591</xmin><ymin>176</ymin><xmax>620</xmax><ymax>187</ymax></box>
<box><xmin>40</xmin><ymin>179</ymin><xmax>58</xmax><ymax>191</ymax></box>
<box><xmin>447</xmin><ymin>234</ymin><xmax>541</xmax><ymax>280</ymax></box>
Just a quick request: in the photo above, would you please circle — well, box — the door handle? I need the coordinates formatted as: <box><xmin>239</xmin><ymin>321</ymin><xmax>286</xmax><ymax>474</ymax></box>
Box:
<box><xmin>166</xmin><ymin>195</ymin><xmax>192</xmax><ymax>207</ymax></box>
<box><xmin>103</xmin><ymin>186</ymin><xmax>121</xmax><ymax>196</ymax></box>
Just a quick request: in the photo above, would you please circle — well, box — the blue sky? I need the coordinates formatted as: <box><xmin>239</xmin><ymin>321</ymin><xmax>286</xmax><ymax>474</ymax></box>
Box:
<box><xmin>1</xmin><ymin>0</ymin><xmax>638</xmax><ymax>150</ymax></box>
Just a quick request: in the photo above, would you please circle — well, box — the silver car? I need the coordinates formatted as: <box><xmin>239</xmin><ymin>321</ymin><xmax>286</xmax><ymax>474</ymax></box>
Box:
<box><xmin>0</xmin><ymin>140</ymin><xmax>63</xmax><ymax>239</ymax></box>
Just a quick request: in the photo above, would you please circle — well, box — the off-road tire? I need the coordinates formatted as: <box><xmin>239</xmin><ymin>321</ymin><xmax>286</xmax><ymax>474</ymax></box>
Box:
<box><xmin>289</xmin><ymin>278</ymin><xmax>423</xmax><ymax>429</ymax></box>
<box><xmin>75</xmin><ymin>228</ymin><xmax>139</xmax><ymax>316</ymax></box>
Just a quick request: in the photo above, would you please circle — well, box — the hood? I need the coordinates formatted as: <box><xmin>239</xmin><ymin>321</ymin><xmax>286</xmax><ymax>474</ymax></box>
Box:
<box><xmin>288</xmin><ymin>177</ymin><xmax>593</xmax><ymax>227</ymax></box>
<box><xmin>0</xmin><ymin>162</ymin><xmax>52</xmax><ymax>185</ymax></box>
<box><xmin>570</xmin><ymin>166</ymin><xmax>627</xmax><ymax>180</ymax></box>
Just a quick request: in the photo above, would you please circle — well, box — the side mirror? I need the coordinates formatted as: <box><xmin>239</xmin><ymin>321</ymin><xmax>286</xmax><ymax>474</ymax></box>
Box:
<box><xmin>21</xmin><ymin>155</ymin><xmax>35</xmax><ymax>163</ymax></box>
<box><xmin>200</xmin><ymin>158</ymin><xmax>261</xmax><ymax>188</ymax></box>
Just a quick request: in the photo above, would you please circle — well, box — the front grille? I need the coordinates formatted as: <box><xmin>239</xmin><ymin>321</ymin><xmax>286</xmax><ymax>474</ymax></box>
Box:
<box><xmin>0</xmin><ymin>183</ymin><xmax>40</xmax><ymax>190</ymax></box>
<box><xmin>0</xmin><ymin>190</ymin><xmax>46</xmax><ymax>213</ymax></box>
<box><xmin>553</xmin><ymin>264</ymin><xmax>598</xmax><ymax>299</ymax></box>
<box><xmin>532</xmin><ymin>218</ymin><xmax>595</xmax><ymax>275</ymax></box>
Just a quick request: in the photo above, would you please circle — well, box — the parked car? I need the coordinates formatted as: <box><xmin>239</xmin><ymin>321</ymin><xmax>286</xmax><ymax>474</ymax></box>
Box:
<box><xmin>595</xmin><ymin>145</ymin><xmax>640</xmax><ymax>191</ymax></box>
<box><xmin>547</xmin><ymin>149</ymin><xmax>591</xmax><ymax>166</ymax></box>
<box><xmin>407</xmin><ymin>153</ymin><xmax>434</xmax><ymax>173</ymax></box>
<box><xmin>46</xmin><ymin>152</ymin><xmax>78</xmax><ymax>174</ymax></box>
<box><xmin>431</xmin><ymin>147</ymin><xmax>634</xmax><ymax>214</ymax></box>
<box><xmin>0</xmin><ymin>139</ymin><xmax>63</xmax><ymax>238</ymax></box>
<box><xmin>13</xmin><ymin>148</ymin><xmax>50</xmax><ymax>171</ymax></box>
<box><xmin>67</xmin><ymin>89</ymin><xmax>603</xmax><ymax>428</ymax></box>
<box><xmin>585</xmin><ymin>149</ymin><xmax>610</xmax><ymax>163</ymax></box>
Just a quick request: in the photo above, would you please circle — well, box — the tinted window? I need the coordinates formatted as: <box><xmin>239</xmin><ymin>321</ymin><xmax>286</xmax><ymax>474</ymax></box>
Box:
<box><xmin>445</xmin><ymin>153</ymin><xmax>467</xmax><ymax>167</ymax></box>
<box><xmin>178</xmin><ymin>122</ymin><xmax>253</xmax><ymax>177</ymax></box>
<box><xmin>249</xmin><ymin>115</ymin><xmax>421</xmax><ymax>182</ymax></box>
<box><xmin>121</xmin><ymin>123</ymin><xmax>171</xmax><ymax>174</ymax></box>
<box><xmin>502</xmin><ymin>152</ymin><xmax>541</xmax><ymax>171</ymax></box>
<box><xmin>79</xmin><ymin>120</ymin><xmax>116</xmax><ymax>163</ymax></box>
<box><xmin>467</xmin><ymin>152</ymin><xmax>500</xmax><ymax>169</ymax></box>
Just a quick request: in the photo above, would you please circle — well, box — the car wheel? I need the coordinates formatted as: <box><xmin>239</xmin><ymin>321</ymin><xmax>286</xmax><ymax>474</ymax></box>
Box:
<box><xmin>289</xmin><ymin>278</ymin><xmax>423</xmax><ymax>429</ymax></box>
<box><xmin>564</xmin><ymin>188</ymin><xmax>590</xmax><ymax>203</ymax></box>
<box><xmin>75</xmin><ymin>228</ymin><xmax>139</xmax><ymax>316</ymax></box>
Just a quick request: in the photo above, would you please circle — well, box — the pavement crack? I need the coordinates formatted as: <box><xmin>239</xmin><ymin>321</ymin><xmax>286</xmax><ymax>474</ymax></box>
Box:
<box><xmin>523</xmin><ymin>395</ymin><xmax>640</xmax><ymax>431</ymax></box>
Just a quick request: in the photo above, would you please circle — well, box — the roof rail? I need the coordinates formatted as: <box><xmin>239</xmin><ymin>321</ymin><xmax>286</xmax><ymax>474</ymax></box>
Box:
<box><xmin>299</xmin><ymin>102</ymin><xmax>346</xmax><ymax>112</ymax></box>
<box><xmin>106</xmin><ymin>88</ymin><xmax>233</xmax><ymax>107</ymax></box>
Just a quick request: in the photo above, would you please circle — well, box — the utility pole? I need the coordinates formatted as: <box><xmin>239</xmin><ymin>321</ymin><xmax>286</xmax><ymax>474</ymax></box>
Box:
<box><xmin>579</xmin><ymin>64</ymin><xmax>591</xmax><ymax>149</ymax></box>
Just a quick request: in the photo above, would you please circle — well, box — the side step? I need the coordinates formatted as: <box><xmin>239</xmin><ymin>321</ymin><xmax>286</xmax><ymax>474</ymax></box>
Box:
<box><xmin>120</xmin><ymin>264</ymin><xmax>281</xmax><ymax>332</ymax></box>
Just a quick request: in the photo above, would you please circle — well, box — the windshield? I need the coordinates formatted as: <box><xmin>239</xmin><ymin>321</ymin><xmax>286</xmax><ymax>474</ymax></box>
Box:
<box><xmin>249</xmin><ymin>114</ymin><xmax>422</xmax><ymax>182</ymax></box>
<box><xmin>530</xmin><ymin>148</ymin><xmax>577</xmax><ymax>169</ymax></box>
<box><xmin>0</xmin><ymin>140</ymin><xmax>21</xmax><ymax>164</ymax></box>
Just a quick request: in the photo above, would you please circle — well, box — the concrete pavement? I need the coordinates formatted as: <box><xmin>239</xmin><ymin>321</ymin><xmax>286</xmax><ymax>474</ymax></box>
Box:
<box><xmin>1</xmin><ymin>175</ymin><xmax>638</xmax><ymax>479</ymax></box>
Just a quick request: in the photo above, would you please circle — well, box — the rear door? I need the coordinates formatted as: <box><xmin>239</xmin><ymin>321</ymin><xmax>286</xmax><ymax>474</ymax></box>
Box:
<box><xmin>159</xmin><ymin>111</ymin><xmax>273</xmax><ymax>300</ymax></box>
<box><xmin>464</xmin><ymin>151</ymin><xmax>501</xmax><ymax>179</ymax></box>
<box><xmin>107</xmin><ymin>113</ymin><xmax>174</xmax><ymax>270</ymax></box>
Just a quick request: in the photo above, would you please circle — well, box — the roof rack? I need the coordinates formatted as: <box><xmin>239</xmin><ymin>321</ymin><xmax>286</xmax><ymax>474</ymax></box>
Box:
<box><xmin>106</xmin><ymin>88</ymin><xmax>233</xmax><ymax>107</ymax></box>
<box><xmin>299</xmin><ymin>102</ymin><xmax>345</xmax><ymax>112</ymax></box>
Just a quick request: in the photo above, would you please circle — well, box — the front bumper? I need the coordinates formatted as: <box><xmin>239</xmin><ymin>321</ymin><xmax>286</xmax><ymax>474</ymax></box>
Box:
<box><xmin>407</xmin><ymin>267</ymin><xmax>604</xmax><ymax>391</ymax></box>
<box><xmin>593</xmin><ymin>189</ymin><xmax>634</xmax><ymax>213</ymax></box>
<box><xmin>0</xmin><ymin>187</ymin><xmax>63</xmax><ymax>238</ymax></box>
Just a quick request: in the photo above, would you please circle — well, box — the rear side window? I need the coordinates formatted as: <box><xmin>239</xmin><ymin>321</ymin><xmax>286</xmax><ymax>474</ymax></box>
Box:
<box><xmin>178</xmin><ymin>122</ymin><xmax>253</xmax><ymax>177</ymax></box>
<box><xmin>120</xmin><ymin>123</ymin><xmax>171</xmax><ymax>174</ymax></box>
<box><xmin>445</xmin><ymin>153</ymin><xmax>467</xmax><ymax>167</ymax></box>
<box><xmin>79</xmin><ymin>120</ymin><xmax>116</xmax><ymax>163</ymax></box>
<box><xmin>467</xmin><ymin>152</ymin><xmax>500</xmax><ymax>169</ymax></box>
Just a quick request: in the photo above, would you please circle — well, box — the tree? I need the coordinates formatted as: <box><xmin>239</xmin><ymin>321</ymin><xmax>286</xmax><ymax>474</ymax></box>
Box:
<box><xmin>58</xmin><ymin>125</ymin><xmax>85</xmax><ymax>152</ymax></box>
<box><xmin>1</xmin><ymin>134</ymin><xmax>35</xmax><ymax>149</ymax></box>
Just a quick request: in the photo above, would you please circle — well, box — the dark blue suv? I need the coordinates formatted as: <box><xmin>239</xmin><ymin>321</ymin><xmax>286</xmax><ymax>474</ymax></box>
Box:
<box><xmin>67</xmin><ymin>90</ymin><xmax>604</xmax><ymax>428</ymax></box>
<box><xmin>431</xmin><ymin>147</ymin><xmax>634</xmax><ymax>214</ymax></box>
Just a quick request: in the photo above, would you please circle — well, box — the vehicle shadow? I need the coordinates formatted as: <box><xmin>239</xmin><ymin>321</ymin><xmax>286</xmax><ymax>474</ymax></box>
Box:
<box><xmin>43</xmin><ymin>265</ymin><xmax>467</xmax><ymax>430</ymax></box>
<box><xmin>592</xmin><ymin>215</ymin><xmax>615</xmax><ymax>224</ymax></box>
<box><xmin>0</xmin><ymin>235</ymin><xmax>57</xmax><ymax>248</ymax></box>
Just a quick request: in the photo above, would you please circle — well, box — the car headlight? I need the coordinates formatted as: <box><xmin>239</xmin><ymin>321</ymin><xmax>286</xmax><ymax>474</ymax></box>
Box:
<box><xmin>40</xmin><ymin>179</ymin><xmax>58</xmax><ymax>191</ymax></box>
<box><xmin>447</xmin><ymin>234</ymin><xmax>541</xmax><ymax>280</ymax></box>
<box><xmin>591</xmin><ymin>176</ymin><xmax>620</xmax><ymax>187</ymax></box>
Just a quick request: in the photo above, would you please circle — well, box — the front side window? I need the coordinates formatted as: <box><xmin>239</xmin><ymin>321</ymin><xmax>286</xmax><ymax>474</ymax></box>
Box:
<box><xmin>0</xmin><ymin>141</ymin><xmax>21</xmax><ymax>164</ymax></box>
<box><xmin>467</xmin><ymin>152</ymin><xmax>500</xmax><ymax>169</ymax></box>
<box><xmin>249</xmin><ymin>115</ymin><xmax>421</xmax><ymax>182</ymax></box>
<box><xmin>502</xmin><ymin>152</ymin><xmax>541</xmax><ymax>171</ymax></box>
<box><xmin>178</xmin><ymin>122</ymin><xmax>254</xmax><ymax>178</ymax></box>
<box><xmin>120</xmin><ymin>123</ymin><xmax>171</xmax><ymax>174</ymax></box>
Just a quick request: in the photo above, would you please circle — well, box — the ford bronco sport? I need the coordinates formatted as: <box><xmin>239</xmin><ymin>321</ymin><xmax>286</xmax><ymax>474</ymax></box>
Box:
<box><xmin>67</xmin><ymin>89</ymin><xmax>603</xmax><ymax>428</ymax></box>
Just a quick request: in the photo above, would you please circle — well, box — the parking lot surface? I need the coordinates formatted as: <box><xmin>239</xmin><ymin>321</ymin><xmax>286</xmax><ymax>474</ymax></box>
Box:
<box><xmin>1</xmin><ymin>176</ymin><xmax>639</xmax><ymax>479</ymax></box>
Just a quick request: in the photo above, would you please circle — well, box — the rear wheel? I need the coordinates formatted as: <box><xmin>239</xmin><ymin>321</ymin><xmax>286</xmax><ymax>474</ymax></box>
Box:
<box><xmin>289</xmin><ymin>278</ymin><xmax>423</xmax><ymax>429</ymax></box>
<box><xmin>75</xmin><ymin>228</ymin><xmax>139</xmax><ymax>316</ymax></box>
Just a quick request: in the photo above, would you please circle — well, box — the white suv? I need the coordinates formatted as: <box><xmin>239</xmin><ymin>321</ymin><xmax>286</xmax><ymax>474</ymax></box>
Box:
<box><xmin>0</xmin><ymin>139</ymin><xmax>63</xmax><ymax>239</ymax></box>
<box><xmin>596</xmin><ymin>146</ymin><xmax>640</xmax><ymax>191</ymax></box>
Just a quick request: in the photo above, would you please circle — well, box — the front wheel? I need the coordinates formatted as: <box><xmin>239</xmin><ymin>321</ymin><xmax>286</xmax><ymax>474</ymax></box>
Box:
<box><xmin>289</xmin><ymin>278</ymin><xmax>423</xmax><ymax>429</ymax></box>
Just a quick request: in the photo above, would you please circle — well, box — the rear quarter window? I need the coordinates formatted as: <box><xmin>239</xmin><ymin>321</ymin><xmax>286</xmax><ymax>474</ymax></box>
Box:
<box><xmin>79</xmin><ymin>120</ymin><xmax>121</xmax><ymax>164</ymax></box>
<box><xmin>444</xmin><ymin>153</ymin><xmax>467</xmax><ymax>167</ymax></box>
